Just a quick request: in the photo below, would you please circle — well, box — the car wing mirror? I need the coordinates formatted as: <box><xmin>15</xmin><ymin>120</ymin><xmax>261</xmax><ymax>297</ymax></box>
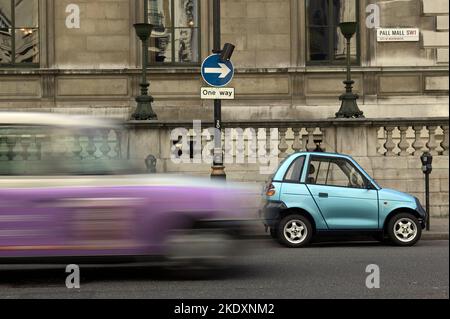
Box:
<box><xmin>365</xmin><ymin>182</ymin><xmax>375</xmax><ymax>190</ymax></box>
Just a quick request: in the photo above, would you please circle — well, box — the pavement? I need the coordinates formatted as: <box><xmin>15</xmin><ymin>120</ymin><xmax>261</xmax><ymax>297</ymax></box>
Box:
<box><xmin>0</xmin><ymin>240</ymin><xmax>447</xmax><ymax>299</ymax></box>
<box><xmin>424</xmin><ymin>217</ymin><xmax>449</xmax><ymax>240</ymax></box>
<box><xmin>245</xmin><ymin>217</ymin><xmax>449</xmax><ymax>241</ymax></box>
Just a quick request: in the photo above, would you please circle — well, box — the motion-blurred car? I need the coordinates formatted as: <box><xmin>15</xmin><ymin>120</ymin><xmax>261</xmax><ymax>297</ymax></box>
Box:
<box><xmin>0</xmin><ymin>112</ymin><xmax>255</xmax><ymax>269</ymax></box>
<box><xmin>262</xmin><ymin>152</ymin><xmax>427</xmax><ymax>247</ymax></box>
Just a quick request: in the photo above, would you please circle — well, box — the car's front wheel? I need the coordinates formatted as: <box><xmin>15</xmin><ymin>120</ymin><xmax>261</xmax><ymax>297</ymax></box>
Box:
<box><xmin>277</xmin><ymin>214</ymin><xmax>313</xmax><ymax>248</ymax></box>
<box><xmin>387</xmin><ymin>213</ymin><xmax>422</xmax><ymax>246</ymax></box>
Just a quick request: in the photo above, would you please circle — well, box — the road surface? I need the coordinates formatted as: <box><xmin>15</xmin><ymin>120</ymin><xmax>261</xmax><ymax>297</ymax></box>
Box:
<box><xmin>0</xmin><ymin>239</ymin><xmax>448</xmax><ymax>299</ymax></box>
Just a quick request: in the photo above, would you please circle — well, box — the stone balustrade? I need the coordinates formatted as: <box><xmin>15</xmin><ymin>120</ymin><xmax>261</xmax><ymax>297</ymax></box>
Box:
<box><xmin>0</xmin><ymin>128</ymin><xmax>123</xmax><ymax>162</ymax></box>
<box><xmin>124</xmin><ymin>118</ymin><xmax>448</xmax><ymax>162</ymax></box>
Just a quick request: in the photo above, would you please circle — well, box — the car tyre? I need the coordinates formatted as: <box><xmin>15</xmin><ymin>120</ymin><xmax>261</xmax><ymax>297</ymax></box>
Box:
<box><xmin>277</xmin><ymin>214</ymin><xmax>313</xmax><ymax>248</ymax></box>
<box><xmin>387</xmin><ymin>213</ymin><xmax>422</xmax><ymax>247</ymax></box>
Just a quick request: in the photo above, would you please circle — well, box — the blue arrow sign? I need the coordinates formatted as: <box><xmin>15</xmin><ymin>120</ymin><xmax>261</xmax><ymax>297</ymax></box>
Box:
<box><xmin>201</xmin><ymin>54</ymin><xmax>234</xmax><ymax>87</ymax></box>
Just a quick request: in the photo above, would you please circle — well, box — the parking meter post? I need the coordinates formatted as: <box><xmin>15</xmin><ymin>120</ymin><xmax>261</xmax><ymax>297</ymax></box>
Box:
<box><xmin>425</xmin><ymin>173</ymin><xmax>430</xmax><ymax>231</ymax></box>
<box><xmin>421</xmin><ymin>151</ymin><xmax>433</xmax><ymax>231</ymax></box>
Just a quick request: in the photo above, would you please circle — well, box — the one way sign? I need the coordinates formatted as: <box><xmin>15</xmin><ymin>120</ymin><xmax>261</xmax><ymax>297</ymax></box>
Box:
<box><xmin>201</xmin><ymin>54</ymin><xmax>234</xmax><ymax>87</ymax></box>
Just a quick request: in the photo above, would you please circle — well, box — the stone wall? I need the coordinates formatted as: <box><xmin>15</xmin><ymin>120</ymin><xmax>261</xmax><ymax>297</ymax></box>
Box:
<box><xmin>53</xmin><ymin>0</ymin><xmax>133</xmax><ymax>69</ymax></box>
<box><xmin>0</xmin><ymin>0</ymin><xmax>448</xmax><ymax>121</ymax></box>
<box><xmin>222</xmin><ymin>0</ymin><xmax>291</xmax><ymax>68</ymax></box>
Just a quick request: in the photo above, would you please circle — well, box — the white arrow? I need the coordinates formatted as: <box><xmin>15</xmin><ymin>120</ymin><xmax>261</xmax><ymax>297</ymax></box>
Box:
<box><xmin>204</xmin><ymin>63</ymin><xmax>231</xmax><ymax>79</ymax></box>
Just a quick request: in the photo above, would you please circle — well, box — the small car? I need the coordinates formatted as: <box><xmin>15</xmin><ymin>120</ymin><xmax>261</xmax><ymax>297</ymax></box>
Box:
<box><xmin>0</xmin><ymin>112</ymin><xmax>255</xmax><ymax>269</ymax></box>
<box><xmin>261</xmin><ymin>152</ymin><xmax>427</xmax><ymax>247</ymax></box>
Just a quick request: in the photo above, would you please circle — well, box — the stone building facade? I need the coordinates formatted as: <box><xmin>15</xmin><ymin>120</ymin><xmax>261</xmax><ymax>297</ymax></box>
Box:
<box><xmin>0</xmin><ymin>0</ymin><xmax>448</xmax><ymax>120</ymax></box>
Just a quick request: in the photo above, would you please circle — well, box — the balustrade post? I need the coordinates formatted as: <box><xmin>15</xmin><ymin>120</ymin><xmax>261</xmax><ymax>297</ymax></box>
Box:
<box><xmin>292</xmin><ymin>128</ymin><xmax>302</xmax><ymax>152</ymax></box>
<box><xmin>398</xmin><ymin>126</ymin><xmax>410</xmax><ymax>156</ymax></box>
<box><xmin>412</xmin><ymin>126</ymin><xmax>424</xmax><ymax>156</ymax></box>
<box><xmin>306</xmin><ymin>127</ymin><xmax>316</xmax><ymax>151</ymax></box>
<box><xmin>384</xmin><ymin>126</ymin><xmax>396</xmax><ymax>156</ymax></box>
<box><xmin>441</xmin><ymin>125</ymin><xmax>449</xmax><ymax>156</ymax></box>
<box><xmin>278</xmin><ymin>128</ymin><xmax>289</xmax><ymax>158</ymax></box>
<box><xmin>426</xmin><ymin>126</ymin><xmax>438</xmax><ymax>156</ymax></box>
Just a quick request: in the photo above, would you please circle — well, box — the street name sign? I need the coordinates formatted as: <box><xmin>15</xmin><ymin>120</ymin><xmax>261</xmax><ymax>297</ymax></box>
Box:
<box><xmin>377</xmin><ymin>28</ymin><xmax>420</xmax><ymax>42</ymax></box>
<box><xmin>201</xmin><ymin>87</ymin><xmax>235</xmax><ymax>100</ymax></box>
<box><xmin>201</xmin><ymin>54</ymin><xmax>234</xmax><ymax>87</ymax></box>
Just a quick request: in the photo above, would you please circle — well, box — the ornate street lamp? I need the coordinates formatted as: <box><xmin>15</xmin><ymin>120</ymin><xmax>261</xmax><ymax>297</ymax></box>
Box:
<box><xmin>132</xmin><ymin>22</ymin><xmax>158</xmax><ymax>120</ymax></box>
<box><xmin>335</xmin><ymin>22</ymin><xmax>364</xmax><ymax>119</ymax></box>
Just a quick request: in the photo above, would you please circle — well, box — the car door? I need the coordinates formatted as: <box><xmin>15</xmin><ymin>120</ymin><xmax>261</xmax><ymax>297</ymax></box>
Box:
<box><xmin>279</xmin><ymin>155</ymin><xmax>329</xmax><ymax>230</ymax></box>
<box><xmin>305</xmin><ymin>155</ymin><xmax>379</xmax><ymax>229</ymax></box>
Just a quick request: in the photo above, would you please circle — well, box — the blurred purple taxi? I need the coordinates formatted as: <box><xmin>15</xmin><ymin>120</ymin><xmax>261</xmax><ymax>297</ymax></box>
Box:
<box><xmin>0</xmin><ymin>113</ymin><xmax>256</xmax><ymax>269</ymax></box>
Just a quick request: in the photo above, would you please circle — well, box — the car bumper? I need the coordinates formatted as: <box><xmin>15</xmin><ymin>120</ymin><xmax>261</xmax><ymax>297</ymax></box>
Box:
<box><xmin>259</xmin><ymin>200</ymin><xmax>286</xmax><ymax>228</ymax></box>
<box><xmin>415</xmin><ymin>198</ymin><xmax>427</xmax><ymax>229</ymax></box>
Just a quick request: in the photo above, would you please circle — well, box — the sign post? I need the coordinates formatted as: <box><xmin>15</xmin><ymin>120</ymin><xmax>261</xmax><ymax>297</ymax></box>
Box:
<box><xmin>212</xmin><ymin>0</ymin><xmax>224</xmax><ymax>180</ymax></box>
<box><xmin>203</xmin><ymin>0</ymin><xmax>235</xmax><ymax>181</ymax></box>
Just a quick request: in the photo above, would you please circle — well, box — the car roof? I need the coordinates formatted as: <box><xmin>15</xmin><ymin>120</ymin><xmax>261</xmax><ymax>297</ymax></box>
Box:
<box><xmin>0</xmin><ymin>112</ymin><xmax>119</xmax><ymax>129</ymax></box>
<box><xmin>291</xmin><ymin>151</ymin><xmax>353</xmax><ymax>159</ymax></box>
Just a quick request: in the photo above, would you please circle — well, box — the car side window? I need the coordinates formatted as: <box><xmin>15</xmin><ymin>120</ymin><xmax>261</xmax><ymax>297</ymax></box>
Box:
<box><xmin>306</xmin><ymin>157</ymin><xmax>367</xmax><ymax>189</ymax></box>
<box><xmin>328</xmin><ymin>161</ymin><xmax>354</xmax><ymax>187</ymax></box>
<box><xmin>283</xmin><ymin>156</ymin><xmax>305</xmax><ymax>183</ymax></box>
<box><xmin>307</xmin><ymin>159</ymin><xmax>328</xmax><ymax>185</ymax></box>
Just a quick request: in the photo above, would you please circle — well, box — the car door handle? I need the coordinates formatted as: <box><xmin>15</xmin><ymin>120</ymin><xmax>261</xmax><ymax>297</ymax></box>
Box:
<box><xmin>318</xmin><ymin>193</ymin><xmax>328</xmax><ymax>198</ymax></box>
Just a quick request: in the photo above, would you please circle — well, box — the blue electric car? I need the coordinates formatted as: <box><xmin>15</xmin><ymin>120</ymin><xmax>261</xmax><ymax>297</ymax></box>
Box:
<box><xmin>262</xmin><ymin>152</ymin><xmax>427</xmax><ymax>247</ymax></box>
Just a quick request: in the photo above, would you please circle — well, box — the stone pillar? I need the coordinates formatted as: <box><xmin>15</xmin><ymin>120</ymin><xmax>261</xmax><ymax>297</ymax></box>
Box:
<box><xmin>334</xmin><ymin>120</ymin><xmax>370</xmax><ymax>157</ymax></box>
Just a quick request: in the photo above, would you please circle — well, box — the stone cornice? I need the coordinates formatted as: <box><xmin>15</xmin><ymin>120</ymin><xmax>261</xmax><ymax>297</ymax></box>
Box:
<box><xmin>0</xmin><ymin>66</ymin><xmax>448</xmax><ymax>76</ymax></box>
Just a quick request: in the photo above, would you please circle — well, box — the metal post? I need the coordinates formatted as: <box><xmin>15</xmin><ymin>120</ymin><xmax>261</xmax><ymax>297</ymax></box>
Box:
<box><xmin>346</xmin><ymin>37</ymin><xmax>351</xmax><ymax>83</ymax></box>
<box><xmin>335</xmin><ymin>22</ymin><xmax>364</xmax><ymax>119</ymax></box>
<box><xmin>211</xmin><ymin>0</ymin><xmax>226</xmax><ymax>180</ymax></box>
<box><xmin>143</xmin><ymin>0</ymin><xmax>148</xmax><ymax>85</ymax></box>
<box><xmin>425</xmin><ymin>173</ymin><xmax>430</xmax><ymax>231</ymax></box>
<box><xmin>131</xmin><ymin>1</ymin><xmax>157</xmax><ymax>120</ymax></box>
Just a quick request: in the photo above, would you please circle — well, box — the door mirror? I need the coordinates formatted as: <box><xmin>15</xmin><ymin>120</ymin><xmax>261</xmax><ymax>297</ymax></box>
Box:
<box><xmin>365</xmin><ymin>181</ymin><xmax>375</xmax><ymax>190</ymax></box>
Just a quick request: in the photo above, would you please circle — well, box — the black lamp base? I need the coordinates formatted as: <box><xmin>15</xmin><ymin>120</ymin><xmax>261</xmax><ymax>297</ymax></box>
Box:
<box><xmin>336</xmin><ymin>80</ymin><xmax>365</xmax><ymax>119</ymax></box>
<box><xmin>132</xmin><ymin>95</ymin><xmax>157</xmax><ymax>120</ymax></box>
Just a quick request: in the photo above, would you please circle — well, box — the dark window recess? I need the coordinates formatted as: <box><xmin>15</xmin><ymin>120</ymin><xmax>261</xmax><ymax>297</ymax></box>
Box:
<box><xmin>0</xmin><ymin>0</ymin><xmax>39</xmax><ymax>66</ymax></box>
<box><xmin>148</xmin><ymin>0</ymin><xmax>200</xmax><ymax>65</ymax></box>
<box><xmin>306</xmin><ymin>0</ymin><xmax>359</xmax><ymax>65</ymax></box>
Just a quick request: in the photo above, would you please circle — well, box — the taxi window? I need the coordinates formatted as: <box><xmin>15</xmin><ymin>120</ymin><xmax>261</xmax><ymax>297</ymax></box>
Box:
<box><xmin>0</xmin><ymin>125</ymin><xmax>135</xmax><ymax>176</ymax></box>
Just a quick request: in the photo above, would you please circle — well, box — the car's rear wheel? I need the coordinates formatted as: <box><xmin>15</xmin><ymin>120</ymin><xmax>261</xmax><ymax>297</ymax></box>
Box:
<box><xmin>387</xmin><ymin>213</ymin><xmax>422</xmax><ymax>246</ymax></box>
<box><xmin>277</xmin><ymin>214</ymin><xmax>313</xmax><ymax>248</ymax></box>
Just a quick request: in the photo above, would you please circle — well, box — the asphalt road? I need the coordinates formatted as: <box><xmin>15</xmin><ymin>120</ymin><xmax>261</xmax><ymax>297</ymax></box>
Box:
<box><xmin>0</xmin><ymin>239</ymin><xmax>448</xmax><ymax>299</ymax></box>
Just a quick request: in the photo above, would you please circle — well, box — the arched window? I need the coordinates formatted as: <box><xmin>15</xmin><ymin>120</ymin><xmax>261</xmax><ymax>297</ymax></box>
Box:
<box><xmin>147</xmin><ymin>0</ymin><xmax>200</xmax><ymax>65</ymax></box>
<box><xmin>306</xmin><ymin>0</ymin><xmax>359</xmax><ymax>65</ymax></box>
<box><xmin>0</xmin><ymin>0</ymin><xmax>39</xmax><ymax>66</ymax></box>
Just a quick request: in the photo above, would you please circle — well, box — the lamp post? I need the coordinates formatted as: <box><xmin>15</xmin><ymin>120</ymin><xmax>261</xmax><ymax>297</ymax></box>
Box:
<box><xmin>335</xmin><ymin>22</ymin><xmax>364</xmax><ymax>119</ymax></box>
<box><xmin>421</xmin><ymin>152</ymin><xmax>433</xmax><ymax>231</ymax></box>
<box><xmin>132</xmin><ymin>21</ymin><xmax>157</xmax><ymax>120</ymax></box>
